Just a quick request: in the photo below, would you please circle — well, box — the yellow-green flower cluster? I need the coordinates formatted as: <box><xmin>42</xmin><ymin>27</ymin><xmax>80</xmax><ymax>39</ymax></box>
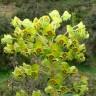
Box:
<box><xmin>13</xmin><ymin>63</ymin><xmax>39</xmax><ymax>79</ymax></box>
<box><xmin>1</xmin><ymin>10</ymin><xmax>89</xmax><ymax>96</ymax></box>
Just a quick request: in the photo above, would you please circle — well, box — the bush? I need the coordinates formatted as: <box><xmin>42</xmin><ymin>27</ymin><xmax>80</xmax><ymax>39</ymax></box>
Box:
<box><xmin>1</xmin><ymin>10</ymin><xmax>89</xmax><ymax>96</ymax></box>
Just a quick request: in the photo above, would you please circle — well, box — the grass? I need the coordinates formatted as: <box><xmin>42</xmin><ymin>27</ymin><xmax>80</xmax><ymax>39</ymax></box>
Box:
<box><xmin>77</xmin><ymin>64</ymin><xmax>96</xmax><ymax>75</ymax></box>
<box><xmin>0</xmin><ymin>69</ymin><xmax>11</xmax><ymax>90</ymax></box>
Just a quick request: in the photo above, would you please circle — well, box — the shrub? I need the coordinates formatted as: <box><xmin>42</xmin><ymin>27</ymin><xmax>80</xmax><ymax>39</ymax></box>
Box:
<box><xmin>1</xmin><ymin>10</ymin><xmax>89</xmax><ymax>96</ymax></box>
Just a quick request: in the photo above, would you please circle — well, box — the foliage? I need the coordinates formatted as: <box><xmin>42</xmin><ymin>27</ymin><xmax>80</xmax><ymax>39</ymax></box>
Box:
<box><xmin>1</xmin><ymin>10</ymin><xmax>89</xmax><ymax>96</ymax></box>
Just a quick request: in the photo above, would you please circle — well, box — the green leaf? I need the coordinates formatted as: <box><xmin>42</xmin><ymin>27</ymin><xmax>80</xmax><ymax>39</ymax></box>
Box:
<box><xmin>31</xmin><ymin>64</ymin><xmax>39</xmax><ymax>72</ymax></box>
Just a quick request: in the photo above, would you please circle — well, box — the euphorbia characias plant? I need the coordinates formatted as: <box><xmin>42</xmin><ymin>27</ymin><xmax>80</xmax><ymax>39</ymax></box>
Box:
<box><xmin>1</xmin><ymin>10</ymin><xmax>89</xmax><ymax>96</ymax></box>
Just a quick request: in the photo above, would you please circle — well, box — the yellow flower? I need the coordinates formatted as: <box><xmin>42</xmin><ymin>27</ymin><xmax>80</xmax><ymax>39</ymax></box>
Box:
<box><xmin>33</xmin><ymin>17</ymin><xmax>41</xmax><ymax>30</ymax></box>
<box><xmin>11</xmin><ymin>16</ymin><xmax>22</xmax><ymax>27</ymax></box>
<box><xmin>43</xmin><ymin>24</ymin><xmax>55</xmax><ymax>36</ymax></box>
<box><xmin>62</xmin><ymin>11</ymin><xmax>71</xmax><ymax>21</ymax></box>
<box><xmin>60</xmin><ymin>86</ymin><xmax>70</xmax><ymax>93</ymax></box>
<box><xmin>4</xmin><ymin>44</ymin><xmax>14</xmax><ymax>53</ymax></box>
<box><xmin>49</xmin><ymin>79</ymin><xmax>58</xmax><ymax>85</ymax></box>
<box><xmin>69</xmin><ymin>66</ymin><xmax>78</xmax><ymax>74</ymax></box>
<box><xmin>61</xmin><ymin>52</ymin><xmax>68</xmax><ymax>60</ymax></box>
<box><xmin>55</xmin><ymin>35</ymin><xmax>68</xmax><ymax>45</ymax></box>
<box><xmin>12</xmin><ymin>66</ymin><xmax>24</xmax><ymax>78</ymax></box>
<box><xmin>33</xmin><ymin>41</ymin><xmax>43</xmax><ymax>54</ymax></box>
<box><xmin>47</xmin><ymin>53</ymin><xmax>54</xmax><ymax>60</ymax></box>
<box><xmin>39</xmin><ymin>16</ymin><xmax>50</xmax><ymax>27</ymax></box>
<box><xmin>49</xmin><ymin>10</ymin><xmax>62</xmax><ymax>23</ymax></box>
